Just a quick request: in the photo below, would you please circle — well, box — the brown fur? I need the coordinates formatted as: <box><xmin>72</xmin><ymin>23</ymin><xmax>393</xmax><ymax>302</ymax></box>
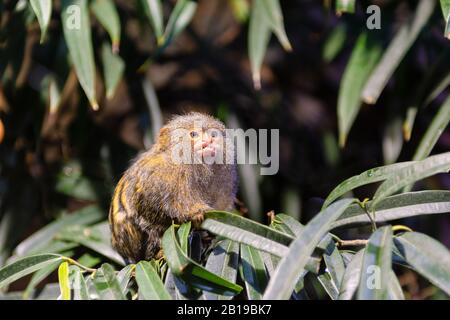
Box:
<box><xmin>109</xmin><ymin>112</ymin><xmax>238</xmax><ymax>263</ymax></box>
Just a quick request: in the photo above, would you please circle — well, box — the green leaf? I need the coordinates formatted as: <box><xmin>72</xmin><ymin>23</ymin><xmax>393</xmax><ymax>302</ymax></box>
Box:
<box><xmin>382</xmin><ymin>116</ymin><xmax>403</xmax><ymax>165</ymax></box>
<box><xmin>0</xmin><ymin>254</ymin><xmax>63</xmax><ymax>289</ymax></box>
<box><xmin>58</xmin><ymin>261</ymin><xmax>71</xmax><ymax>300</ymax></box>
<box><xmin>177</xmin><ymin>222</ymin><xmax>191</xmax><ymax>255</ymax></box>
<box><xmin>403</xmin><ymin>49</ymin><xmax>450</xmax><ymax>141</ymax></box>
<box><xmin>162</xmin><ymin>224</ymin><xmax>242</xmax><ymax>296</ymax></box>
<box><xmin>263</xmin><ymin>199</ymin><xmax>356</xmax><ymax>300</ymax></box>
<box><xmin>203</xmin><ymin>211</ymin><xmax>321</xmax><ymax>274</ymax></box>
<box><xmin>394</xmin><ymin>232</ymin><xmax>450</xmax><ymax>295</ymax></box>
<box><xmin>30</xmin><ymin>0</ymin><xmax>52</xmax><ymax>43</ymax></box>
<box><xmin>323</xmin><ymin>23</ymin><xmax>346</xmax><ymax>62</ymax></box>
<box><xmin>323</xmin><ymin>242</ymin><xmax>346</xmax><ymax>293</ymax></box>
<box><xmin>58</xmin><ymin>225</ymin><xmax>125</xmax><ymax>266</ymax></box>
<box><xmin>61</xmin><ymin>0</ymin><xmax>98</xmax><ymax>110</ymax></box>
<box><xmin>248</xmin><ymin>0</ymin><xmax>271</xmax><ymax>90</ymax></box>
<box><xmin>101</xmin><ymin>42</ymin><xmax>125</xmax><ymax>99</ymax></box>
<box><xmin>228</xmin><ymin>0</ymin><xmax>249</xmax><ymax>23</ymax></box>
<box><xmin>338</xmin><ymin>249</ymin><xmax>365</xmax><ymax>300</ymax></box>
<box><xmin>136</xmin><ymin>261</ymin><xmax>172</xmax><ymax>300</ymax></box>
<box><xmin>412</xmin><ymin>95</ymin><xmax>450</xmax><ymax>162</ymax></box>
<box><xmin>203</xmin><ymin>240</ymin><xmax>240</xmax><ymax>300</ymax></box>
<box><xmin>141</xmin><ymin>0</ymin><xmax>164</xmax><ymax>45</ymax></box>
<box><xmin>338</xmin><ymin>32</ymin><xmax>382</xmax><ymax>147</ymax></box>
<box><xmin>117</xmin><ymin>264</ymin><xmax>134</xmax><ymax>296</ymax></box>
<box><xmin>357</xmin><ymin>227</ymin><xmax>392</xmax><ymax>300</ymax></box>
<box><xmin>332</xmin><ymin>191</ymin><xmax>450</xmax><ymax>229</ymax></box>
<box><xmin>69</xmin><ymin>266</ymin><xmax>90</xmax><ymax>300</ymax></box>
<box><xmin>440</xmin><ymin>0</ymin><xmax>450</xmax><ymax>38</ymax></box>
<box><xmin>203</xmin><ymin>211</ymin><xmax>290</xmax><ymax>250</ymax></box>
<box><xmin>323</xmin><ymin>161</ymin><xmax>413</xmax><ymax>209</ymax></box>
<box><xmin>362</xmin><ymin>0</ymin><xmax>435</xmax><ymax>104</ymax></box>
<box><xmin>164</xmin><ymin>0</ymin><xmax>197</xmax><ymax>46</ymax></box>
<box><xmin>260</xmin><ymin>0</ymin><xmax>291</xmax><ymax>51</ymax></box>
<box><xmin>23</xmin><ymin>260</ymin><xmax>61</xmax><ymax>299</ymax></box>
<box><xmin>240</xmin><ymin>244</ymin><xmax>268</xmax><ymax>300</ymax></box>
<box><xmin>91</xmin><ymin>0</ymin><xmax>121</xmax><ymax>53</ymax></box>
<box><xmin>92</xmin><ymin>263</ymin><xmax>126</xmax><ymax>300</ymax></box>
<box><xmin>372</xmin><ymin>152</ymin><xmax>450</xmax><ymax>209</ymax></box>
<box><xmin>336</xmin><ymin>0</ymin><xmax>355</xmax><ymax>15</ymax></box>
<box><xmin>14</xmin><ymin>205</ymin><xmax>104</xmax><ymax>257</ymax></box>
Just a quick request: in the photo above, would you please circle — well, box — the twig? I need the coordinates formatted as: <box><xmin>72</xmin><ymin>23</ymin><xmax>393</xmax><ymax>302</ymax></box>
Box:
<box><xmin>336</xmin><ymin>239</ymin><xmax>369</xmax><ymax>247</ymax></box>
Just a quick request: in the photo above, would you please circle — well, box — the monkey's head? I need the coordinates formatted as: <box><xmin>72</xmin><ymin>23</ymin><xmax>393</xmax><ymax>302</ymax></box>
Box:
<box><xmin>155</xmin><ymin>112</ymin><xmax>234</xmax><ymax>166</ymax></box>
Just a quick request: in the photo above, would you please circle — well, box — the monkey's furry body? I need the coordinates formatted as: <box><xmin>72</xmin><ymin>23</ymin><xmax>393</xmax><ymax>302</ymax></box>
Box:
<box><xmin>109</xmin><ymin>113</ymin><xmax>237</xmax><ymax>263</ymax></box>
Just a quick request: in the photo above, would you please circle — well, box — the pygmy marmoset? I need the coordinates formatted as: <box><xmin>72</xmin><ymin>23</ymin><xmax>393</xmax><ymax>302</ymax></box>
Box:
<box><xmin>109</xmin><ymin>112</ymin><xmax>238</xmax><ymax>263</ymax></box>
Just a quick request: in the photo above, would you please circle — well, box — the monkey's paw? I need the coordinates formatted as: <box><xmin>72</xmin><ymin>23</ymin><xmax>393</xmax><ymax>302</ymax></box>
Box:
<box><xmin>191</xmin><ymin>211</ymin><xmax>207</xmax><ymax>229</ymax></box>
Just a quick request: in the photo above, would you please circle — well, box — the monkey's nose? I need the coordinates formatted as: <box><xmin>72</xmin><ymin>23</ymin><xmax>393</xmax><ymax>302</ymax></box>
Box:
<box><xmin>202</xmin><ymin>133</ymin><xmax>213</xmax><ymax>146</ymax></box>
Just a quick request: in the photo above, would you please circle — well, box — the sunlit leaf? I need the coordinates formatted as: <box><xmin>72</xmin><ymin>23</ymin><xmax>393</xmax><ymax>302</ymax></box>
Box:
<box><xmin>240</xmin><ymin>244</ymin><xmax>268</xmax><ymax>300</ymax></box>
<box><xmin>92</xmin><ymin>263</ymin><xmax>126</xmax><ymax>300</ymax></box>
<box><xmin>332</xmin><ymin>191</ymin><xmax>450</xmax><ymax>229</ymax></box>
<box><xmin>248</xmin><ymin>0</ymin><xmax>271</xmax><ymax>90</ymax></box>
<box><xmin>0</xmin><ymin>254</ymin><xmax>63</xmax><ymax>289</ymax></box>
<box><xmin>141</xmin><ymin>0</ymin><xmax>164</xmax><ymax>45</ymax></box>
<box><xmin>162</xmin><ymin>225</ymin><xmax>242</xmax><ymax>296</ymax></box>
<box><xmin>372</xmin><ymin>152</ymin><xmax>450</xmax><ymax>209</ymax></box>
<box><xmin>338</xmin><ymin>249</ymin><xmax>364</xmax><ymax>300</ymax></box>
<box><xmin>263</xmin><ymin>199</ymin><xmax>355</xmax><ymax>300</ymax></box>
<box><xmin>394</xmin><ymin>232</ymin><xmax>450</xmax><ymax>295</ymax></box>
<box><xmin>91</xmin><ymin>0</ymin><xmax>121</xmax><ymax>52</ymax></box>
<box><xmin>260</xmin><ymin>0</ymin><xmax>291</xmax><ymax>51</ymax></box>
<box><xmin>69</xmin><ymin>265</ymin><xmax>90</xmax><ymax>300</ymax></box>
<box><xmin>101</xmin><ymin>42</ymin><xmax>125</xmax><ymax>99</ymax></box>
<box><xmin>164</xmin><ymin>0</ymin><xmax>197</xmax><ymax>46</ymax></box>
<box><xmin>338</xmin><ymin>32</ymin><xmax>382</xmax><ymax>147</ymax></box>
<box><xmin>362</xmin><ymin>0</ymin><xmax>435</xmax><ymax>104</ymax></box>
<box><xmin>411</xmin><ymin>95</ymin><xmax>450</xmax><ymax>162</ymax></box>
<box><xmin>14</xmin><ymin>205</ymin><xmax>104</xmax><ymax>257</ymax></box>
<box><xmin>357</xmin><ymin>227</ymin><xmax>392</xmax><ymax>300</ymax></box>
<box><xmin>58</xmin><ymin>261</ymin><xmax>71</xmax><ymax>300</ymax></box>
<box><xmin>61</xmin><ymin>0</ymin><xmax>98</xmax><ymax>110</ymax></box>
<box><xmin>136</xmin><ymin>261</ymin><xmax>172</xmax><ymax>300</ymax></box>
<box><xmin>30</xmin><ymin>0</ymin><xmax>52</xmax><ymax>43</ymax></box>
<box><xmin>203</xmin><ymin>240</ymin><xmax>240</xmax><ymax>300</ymax></box>
<box><xmin>323</xmin><ymin>161</ymin><xmax>413</xmax><ymax>209</ymax></box>
<box><xmin>336</xmin><ymin>0</ymin><xmax>355</xmax><ymax>15</ymax></box>
<box><xmin>440</xmin><ymin>0</ymin><xmax>450</xmax><ymax>39</ymax></box>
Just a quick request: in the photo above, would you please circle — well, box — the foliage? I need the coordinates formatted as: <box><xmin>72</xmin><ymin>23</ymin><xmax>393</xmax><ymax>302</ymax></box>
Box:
<box><xmin>0</xmin><ymin>0</ymin><xmax>449</xmax><ymax>300</ymax></box>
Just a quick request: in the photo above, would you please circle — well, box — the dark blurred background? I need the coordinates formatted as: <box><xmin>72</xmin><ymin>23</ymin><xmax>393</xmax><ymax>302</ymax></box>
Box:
<box><xmin>0</xmin><ymin>1</ymin><xmax>449</xmax><ymax>297</ymax></box>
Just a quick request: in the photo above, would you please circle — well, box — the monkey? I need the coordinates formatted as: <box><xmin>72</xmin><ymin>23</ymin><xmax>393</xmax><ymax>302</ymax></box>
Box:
<box><xmin>108</xmin><ymin>112</ymin><xmax>238</xmax><ymax>264</ymax></box>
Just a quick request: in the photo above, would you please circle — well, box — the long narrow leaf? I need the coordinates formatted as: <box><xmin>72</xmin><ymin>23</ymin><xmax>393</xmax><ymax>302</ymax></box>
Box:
<box><xmin>203</xmin><ymin>240</ymin><xmax>240</xmax><ymax>300</ymax></box>
<box><xmin>58</xmin><ymin>261</ymin><xmax>71</xmax><ymax>300</ymax></box>
<box><xmin>136</xmin><ymin>261</ymin><xmax>172</xmax><ymax>300</ymax></box>
<box><xmin>362</xmin><ymin>0</ymin><xmax>435</xmax><ymax>104</ymax></box>
<box><xmin>30</xmin><ymin>0</ymin><xmax>52</xmax><ymax>43</ymax></box>
<box><xmin>337</xmin><ymin>32</ymin><xmax>382</xmax><ymax>147</ymax></box>
<box><xmin>0</xmin><ymin>254</ymin><xmax>63</xmax><ymax>289</ymax></box>
<box><xmin>394</xmin><ymin>232</ymin><xmax>450</xmax><ymax>295</ymax></box>
<box><xmin>357</xmin><ymin>227</ymin><xmax>392</xmax><ymax>300</ymax></box>
<box><xmin>61</xmin><ymin>0</ymin><xmax>98</xmax><ymax>110</ymax></box>
<box><xmin>332</xmin><ymin>191</ymin><xmax>450</xmax><ymax>229</ymax></box>
<box><xmin>162</xmin><ymin>225</ymin><xmax>242</xmax><ymax>296</ymax></box>
<box><xmin>91</xmin><ymin>0</ymin><xmax>121</xmax><ymax>52</ymax></box>
<box><xmin>263</xmin><ymin>199</ymin><xmax>355</xmax><ymax>300</ymax></box>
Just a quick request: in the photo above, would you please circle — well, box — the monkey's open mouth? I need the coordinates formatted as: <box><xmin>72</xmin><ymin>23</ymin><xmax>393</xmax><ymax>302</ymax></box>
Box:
<box><xmin>200</xmin><ymin>146</ymin><xmax>216</xmax><ymax>158</ymax></box>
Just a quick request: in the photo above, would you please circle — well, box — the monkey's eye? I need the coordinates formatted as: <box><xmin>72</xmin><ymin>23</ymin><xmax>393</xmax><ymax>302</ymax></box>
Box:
<box><xmin>210</xmin><ymin>130</ymin><xmax>219</xmax><ymax>138</ymax></box>
<box><xmin>190</xmin><ymin>131</ymin><xmax>199</xmax><ymax>138</ymax></box>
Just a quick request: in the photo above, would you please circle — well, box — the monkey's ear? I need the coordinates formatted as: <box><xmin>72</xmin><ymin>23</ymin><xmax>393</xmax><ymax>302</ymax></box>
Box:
<box><xmin>157</xmin><ymin>127</ymin><xmax>170</xmax><ymax>150</ymax></box>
